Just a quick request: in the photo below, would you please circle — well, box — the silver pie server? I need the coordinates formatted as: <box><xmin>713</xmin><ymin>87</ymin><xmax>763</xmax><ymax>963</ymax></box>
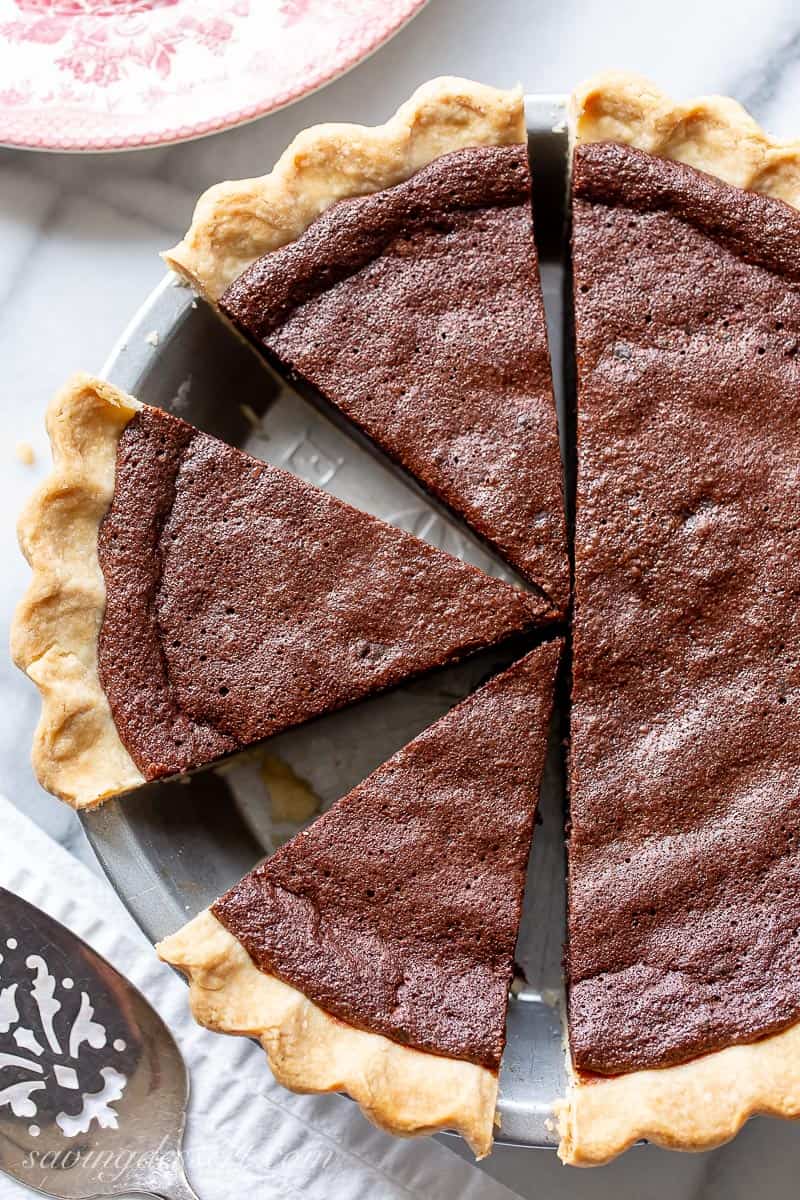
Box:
<box><xmin>0</xmin><ymin>888</ymin><xmax>199</xmax><ymax>1200</ymax></box>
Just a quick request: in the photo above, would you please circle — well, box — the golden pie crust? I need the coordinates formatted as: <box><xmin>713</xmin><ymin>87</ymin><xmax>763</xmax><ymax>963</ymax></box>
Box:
<box><xmin>571</xmin><ymin>70</ymin><xmax>800</xmax><ymax>209</ymax></box>
<box><xmin>11</xmin><ymin>375</ymin><xmax>145</xmax><ymax>809</ymax></box>
<box><xmin>562</xmin><ymin>72</ymin><xmax>800</xmax><ymax>1165</ymax></box>
<box><xmin>157</xmin><ymin>908</ymin><xmax>499</xmax><ymax>1157</ymax></box>
<box><xmin>164</xmin><ymin>76</ymin><xmax>525</xmax><ymax>301</ymax></box>
<box><xmin>557</xmin><ymin>1026</ymin><xmax>800</xmax><ymax>1166</ymax></box>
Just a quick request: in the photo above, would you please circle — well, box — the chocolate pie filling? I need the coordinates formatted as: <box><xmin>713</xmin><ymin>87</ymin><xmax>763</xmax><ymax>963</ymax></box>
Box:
<box><xmin>96</xmin><ymin>136</ymin><xmax>800</xmax><ymax>1084</ymax></box>
<box><xmin>569</xmin><ymin>141</ymin><xmax>800</xmax><ymax>1075</ymax></box>
<box><xmin>220</xmin><ymin>145</ymin><xmax>568</xmax><ymax>612</ymax></box>
<box><xmin>213</xmin><ymin>642</ymin><xmax>560</xmax><ymax>1069</ymax></box>
<box><xmin>96</xmin><ymin>406</ymin><xmax>543</xmax><ymax>781</ymax></box>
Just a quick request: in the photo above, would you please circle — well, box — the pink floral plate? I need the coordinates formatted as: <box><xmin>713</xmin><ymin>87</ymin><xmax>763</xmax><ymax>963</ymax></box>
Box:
<box><xmin>0</xmin><ymin>0</ymin><xmax>429</xmax><ymax>152</ymax></box>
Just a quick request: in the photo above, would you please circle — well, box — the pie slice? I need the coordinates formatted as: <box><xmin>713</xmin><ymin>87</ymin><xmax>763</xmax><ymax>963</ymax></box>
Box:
<box><xmin>157</xmin><ymin>639</ymin><xmax>562</xmax><ymax>1158</ymax></box>
<box><xmin>164</xmin><ymin>77</ymin><xmax>568</xmax><ymax>615</ymax></box>
<box><xmin>12</xmin><ymin>374</ymin><xmax>550</xmax><ymax>811</ymax></box>
<box><xmin>562</xmin><ymin>73</ymin><xmax>800</xmax><ymax>1165</ymax></box>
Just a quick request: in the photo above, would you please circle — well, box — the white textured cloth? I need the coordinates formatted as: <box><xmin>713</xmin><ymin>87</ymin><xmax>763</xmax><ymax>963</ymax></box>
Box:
<box><xmin>0</xmin><ymin>796</ymin><xmax>524</xmax><ymax>1200</ymax></box>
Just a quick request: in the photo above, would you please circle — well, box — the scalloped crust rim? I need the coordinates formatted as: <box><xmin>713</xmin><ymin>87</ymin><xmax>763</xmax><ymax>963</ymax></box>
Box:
<box><xmin>557</xmin><ymin>1018</ymin><xmax>800</xmax><ymax>1166</ymax></box>
<box><xmin>157</xmin><ymin>908</ymin><xmax>499</xmax><ymax>1157</ymax></box>
<box><xmin>11</xmin><ymin>374</ymin><xmax>145</xmax><ymax>809</ymax></box>
<box><xmin>570</xmin><ymin>70</ymin><xmax>800</xmax><ymax>208</ymax></box>
<box><xmin>163</xmin><ymin>75</ymin><xmax>526</xmax><ymax>301</ymax></box>
<box><xmin>562</xmin><ymin>70</ymin><xmax>800</xmax><ymax>1166</ymax></box>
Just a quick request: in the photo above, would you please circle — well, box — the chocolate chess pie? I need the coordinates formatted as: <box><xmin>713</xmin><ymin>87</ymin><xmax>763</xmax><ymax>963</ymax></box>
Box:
<box><xmin>165</xmin><ymin>78</ymin><xmax>568</xmax><ymax>613</ymax></box>
<box><xmin>563</xmin><ymin>72</ymin><xmax>800</xmax><ymax>1165</ymax></box>
<box><xmin>12</xmin><ymin>375</ymin><xmax>549</xmax><ymax>810</ymax></box>
<box><xmin>158</xmin><ymin>641</ymin><xmax>561</xmax><ymax>1157</ymax></box>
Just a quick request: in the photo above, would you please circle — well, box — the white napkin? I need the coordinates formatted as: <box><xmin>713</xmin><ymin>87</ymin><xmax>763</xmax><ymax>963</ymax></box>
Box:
<box><xmin>0</xmin><ymin>796</ymin><xmax>525</xmax><ymax>1200</ymax></box>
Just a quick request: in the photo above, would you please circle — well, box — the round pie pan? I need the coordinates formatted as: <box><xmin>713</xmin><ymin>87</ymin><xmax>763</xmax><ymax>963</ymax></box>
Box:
<box><xmin>81</xmin><ymin>94</ymin><xmax>570</xmax><ymax>1152</ymax></box>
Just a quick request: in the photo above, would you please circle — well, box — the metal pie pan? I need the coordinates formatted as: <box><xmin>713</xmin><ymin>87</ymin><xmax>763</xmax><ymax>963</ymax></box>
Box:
<box><xmin>82</xmin><ymin>95</ymin><xmax>571</xmax><ymax>1152</ymax></box>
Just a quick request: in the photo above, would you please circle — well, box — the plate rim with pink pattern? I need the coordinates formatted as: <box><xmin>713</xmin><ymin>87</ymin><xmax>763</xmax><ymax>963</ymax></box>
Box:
<box><xmin>0</xmin><ymin>0</ymin><xmax>429</xmax><ymax>153</ymax></box>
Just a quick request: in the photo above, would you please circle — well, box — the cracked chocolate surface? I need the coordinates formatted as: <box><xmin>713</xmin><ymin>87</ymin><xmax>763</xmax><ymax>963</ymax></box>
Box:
<box><xmin>213</xmin><ymin>642</ymin><xmax>560</xmax><ymax>1069</ymax></box>
<box><xmin>96</xmin><ymin>406</ymin><xmax>545</xmax><ymax>781</ymax></box>
<box><xmin>220</xmin><ymin>144</ymin><xmax>568</xmax><ymax>612</ymax></box>
<box><xmin>569</xmin><ymin>140</ymin><xmax>800</xmax><ymax>1075</ymax></box>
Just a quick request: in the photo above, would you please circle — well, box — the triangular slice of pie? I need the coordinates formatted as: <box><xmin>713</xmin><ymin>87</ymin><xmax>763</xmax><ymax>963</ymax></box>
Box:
<box><xmin>562</xmin><ymin>73</ymin><xmax>800</xmax><ymax>1165</ymax></box>
<box><xmin>12</xmin><ymin>374</ymin><xmax>551</xmax><ymax>811</ymax></box>
<box><xmin>157</xmin><ymin>639</ymin><xmax>561</xmax><ymax>1157</ymax></box>
<box><xmin>164</xmin><ymin>77</ymin><xmax>568</xmax><ymax>615</ymax></box>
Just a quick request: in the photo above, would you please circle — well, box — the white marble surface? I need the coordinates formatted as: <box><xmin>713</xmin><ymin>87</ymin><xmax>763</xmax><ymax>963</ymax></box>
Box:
<box><xmin>2</xmin><ymin>0</ymin><xmax>800</xmax><ymax>1194</ymax></box>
